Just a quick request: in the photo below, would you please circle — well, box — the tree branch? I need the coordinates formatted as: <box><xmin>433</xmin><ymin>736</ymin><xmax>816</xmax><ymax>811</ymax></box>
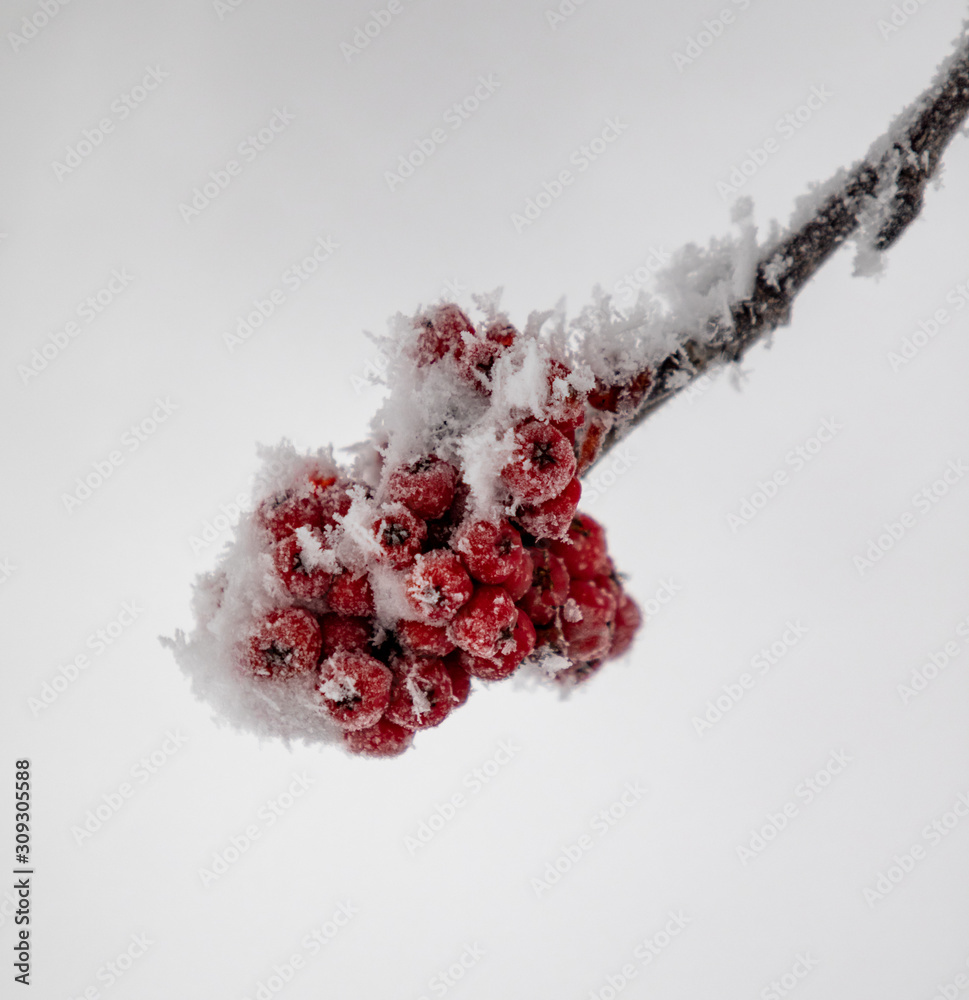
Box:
<box><xmin>583</xmin><ymin>23</ymin><xmax>969</xmax><ymax>474</ymax></box>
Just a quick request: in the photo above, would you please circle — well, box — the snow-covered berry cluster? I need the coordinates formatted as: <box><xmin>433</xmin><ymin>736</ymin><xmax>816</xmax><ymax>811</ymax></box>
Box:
<box><xmin>174</xmin><ymin>301</ymin><xmax>644</xmax><ymax>757</ymax></box>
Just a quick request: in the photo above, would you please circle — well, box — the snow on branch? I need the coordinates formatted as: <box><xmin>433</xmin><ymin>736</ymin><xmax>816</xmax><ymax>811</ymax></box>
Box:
<box><xmin>585</xmin><ymin>20</ymin><xmax>969</xmax><ymax>473</ymax></box>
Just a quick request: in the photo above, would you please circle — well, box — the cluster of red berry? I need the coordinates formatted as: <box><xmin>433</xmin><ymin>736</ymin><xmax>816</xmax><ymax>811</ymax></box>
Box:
<box><xmin>240</xmin><ymin>305</ymin><xmax>642</xmax><ymax>757</ymax></box>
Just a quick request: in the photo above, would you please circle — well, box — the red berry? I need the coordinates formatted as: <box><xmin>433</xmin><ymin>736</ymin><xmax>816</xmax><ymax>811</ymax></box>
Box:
<box><xmin>272</xmin><ymin>529</ymin><xmax>334</xmax><ymax>600</ymax></box>
<box><xmin>316</xmin><ymin>650</ymin><xmax>393</xmax><ymax>731</ymax></box>
<box><xmin>575</xmin><ymin>416</ymin><xmax>606</xmax><ymax>476</ymax></box>
<box><xmin>385</xmin><ymin>657</ymin><xmax>454</xmax><ymax>730</ymax></box>
<box><xmin>257</xmin><ymin>488</ymin><xmax>321</xmax><ymax>542</ymax></box>
<box><xmin>587</xmin><ymin>368</ymin><xmax>652</xmax><ymax>414</ymax></box>
<box><xmin>518</xmin><ymin>549</ymin><xmax>570</xmax><ymax>626</ymax></box>
<box><xmin>453</xmin><ymin>518</ymin><xmax>525</xmax><ymax>585</ymax></box>
<box><xmin>545</xmin><ymin>359</ymin><xmax>585</xmax><ymax>429</ymax></box>
<box><xmin>504</xmin><ymin>548</ymin><xmax>533</xmax><ymax>602</ymax></box>
<box><xmin>319</xmin><ymin>613</ymin><xmax>370</xmax><ymax>660</ymax></box>
<box><xmin>561</xmin><ymin>579</ymin><xmax>618</xmax><ymax>661</ymax></box>
<box><xmin>443</xmin><ymin>654</ymin><xmax>472</xmax><ymax>706</ymax></box>
<box><xmin>448</xmin><ymin>585</ymin><xmax>517</xmax><ymax>658</ymax></box>
<box><xmin>484</xmin><ymin>320</ymin><xmax>517</xmax><ymax>348</ymax></box>
<box><xmin>460</xmin><ymin>609</ymin><xmax>536</xmax><ymax>680</ymax></box>
<box><xmin>344</xmin><ymin>717</ymin><xmax>414</xmax><ymax>757</ymax></box>
<box><xmin>318</xmin><ymin>481</ymin><xmax>353</xmax><ymax>529</ymax></box>
<box><xmin>327</xmin><ymin>572</ymin><xmax>374</xmax><ymax>617</ymax></box>
<box><xmin>515</xmin><ymin>477</ymin><xmax>582</xmax><ymax>541</ymax></box>
<box><xmin>415</xmin><ymin>304</ymin><xmax>474</xmax><ymax>365</ymax></box>
<box><xmin>501</xmin><ymin>420</ymin><xmax>576</xmax><ymax>505</ymax></box>
<box><xmin>455</xmin><ymin>336</ymin><xmax>504</xmax><ymax>391</ymax></box>
<box><xmin>384</xmin><ymin>456</ymin><xmax>458</xmax><ymax>520</ymax></box>
<box><xmin>608</xmin><ymin>593</ymin><xmax>642</xmax><ymax>659</ymax></box>
<box><xmin>395</xmin><ymin>619</ymin><xmax>456</xmax><ymax>657</ymax></box>
<box><xmin>403</xmin><ymin>550</ymin><xmax>474</xmax><ymax>624</ymax></box>
<box><xmin>372</xmin><ymin>504</ymin><xmax>426</xmax><ymax>570</ymax></box>
<box><xmin>244</xmin><ymin>608</ymin><xmax>322</xmax><ymax>679</ymax></box>
<box><xmin>548</xmin><ymin>513</ymin><xmax>611</xmax><ymax>580</ymax></box>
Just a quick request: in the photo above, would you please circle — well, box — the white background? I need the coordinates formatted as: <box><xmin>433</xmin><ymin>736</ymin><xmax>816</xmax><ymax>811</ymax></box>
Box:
<box><xmin>3</xmin><ymin>0</ymin><xmax>969</xmax><ymax>997</ymax></box>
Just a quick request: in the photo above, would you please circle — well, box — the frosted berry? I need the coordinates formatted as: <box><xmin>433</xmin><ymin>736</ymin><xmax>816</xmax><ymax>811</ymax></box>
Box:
<box><xmin>461</xmin><ymin>609</ymin><xmax>536</xmax><ymax>680</ymax></box>
<box><xmin>403</xmin><ymin>550</ymin><xmax>474</xmax><ymax>624</ymax></box>
<box><xmin>545</xmin><ymin>359</ymin><xmax>585</xmax><ymax>429</ymax></box>
<box><xmin>385</xmin><ymin>656</ymin><xmax>454</xmax><ymax>730</ymax></box>
<box><xmin>327</xmin><ymin>571</ymin><xmax>374</xmax><ymax>617</ymax></box>
<box><xmin>453</xmin><ymin>518</ymin><xmax>525</xmax><ymax>585</ymax></box>
<box><xmin>448</xmin><ymin>585</ymin><xmax>517</xmax><ymax>659</ymax></box>
<box><xmin>415</xmin><ymin>303</ymin><xmax>474</xmax><ymax>365</ymax></box>
<box><xmin>372</xmin><ymin>504</ymin><xmax>426</xmax><ymax>569</ymax></box>
<box><xmin>272</xmin><ymin>529</ymin><xmax>334</xmax><ymax>600</ymax></box>
<box><xmin>548</xmin><ymin>513</ymin><xmax>610</xmax><ymax>580</ymax></box>
<box><xmin>455</xmin><ymin>336</ymin><xmax>503</xmax><ymax>391</ymax></box>
<box><xmin>501</xmin><ymin>420</ymin><xmax>577</xmax><ymax>505</ymax></box>
<box><xmin>608</xmin><ymin>593</ymin><xmax>642</xmax><ymax>660</ymax></box>
<box><xmin>344</xmin><ymin>716</ymin><xmax>414</xmax><ymax>757</ymax></box>
<box><xmin>318</xmin><ymin>481</ymin><xmax>353</xmax><ymax>529</ymax></box>
<box><xmin>443</xmin><ymin>654</ymin><xmax>472</xmax><ymax>706</ymax></box>
<box><xmin>395</xmin><ymin>619</ymin><xmax>456</xmax><ymax>657</ymax></box>
<box><xmin>245</xmin><ymin>608</ymin><xmax>322</xmax><ymax>679</ymax></box>
<box><xmin>503</xmin><ymin>548</ymin><xmax>533</xmax><ymax>602</ymax></box>
<box><xmin>257</xmin><ymin>488</ymin><xmax>321</xmax><ymax>542</ymax></box>
<box><xmin>575</xmin><ymin>417</ymin><xmax>606</xmax><ymax>476</ymax></box>
<box><xmin>384</xmin><ymin>456</ymin><xmax>458</xmax><ymax>521</ymax></box>
<box><xmin>561</xmin><ymin>579</ymin><xmax>618</xmax><ymax>661</ymax></box>
<box><xmin>515</xmin><ymin>477</ymin><xmax>582</xmax><ymax>541</ymax></box>
<box><xmin>319</xmin><ymin>613</ymin><xmax>370</xmax><ymax>660</ymax></box>
<box><xmin>588</xmin><ymin>368</ymin><xmax>652</xmax><ymax>414</ymax></box>
<box><xmin>518</xmin><ymin>549</ymin><xmax>570</xmax><ymax>626</ymax></box>
<box><xmin>316</xmin><ymin>650</ymin><xmax>393</xmax><ymax>731</ymax></box>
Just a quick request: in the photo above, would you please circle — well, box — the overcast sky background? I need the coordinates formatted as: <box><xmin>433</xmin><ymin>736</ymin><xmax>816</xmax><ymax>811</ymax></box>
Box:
<box><xmin>3</xmin><ymin>0</ymin><xmax>969</xmax><ymax>997</ymax></box>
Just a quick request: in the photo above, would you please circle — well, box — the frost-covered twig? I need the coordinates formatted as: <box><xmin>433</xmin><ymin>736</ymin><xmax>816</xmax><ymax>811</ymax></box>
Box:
<box><xmin>586</xmin><ymin>22</ymin><xmax>969</xmax><ymax>472</ymax></box>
